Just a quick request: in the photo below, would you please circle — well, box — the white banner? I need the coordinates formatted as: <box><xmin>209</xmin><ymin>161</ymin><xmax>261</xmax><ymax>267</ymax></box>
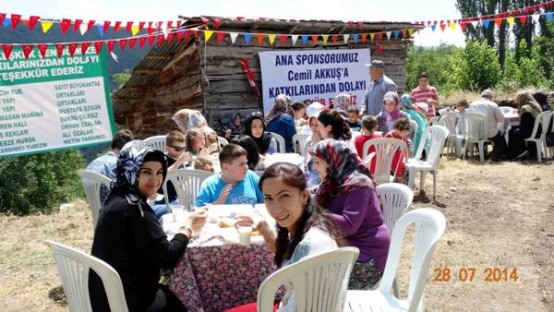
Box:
<box><xmin>259</xmin><ymin>48</ymin><xmax>371</xmax><ymax>115</ymax></box>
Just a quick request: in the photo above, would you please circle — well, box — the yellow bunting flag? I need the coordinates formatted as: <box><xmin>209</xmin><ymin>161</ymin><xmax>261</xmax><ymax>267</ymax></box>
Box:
<box><xmin>268</xmin><ymin>34</ymin><xmax>276</xmax><ymax>45</ymax></box>
<box><xmin>449</xmin><ymin>22</ymin><xmax>456</xmax><ymax>30</ymax></box>
<box><xmin>408</xmin><ymin>28</ymin><xmax>414</xmax><ymax>36</ymax></box>
<box><xmin>40</xmin><ymin>20</ymin><xmax>54</xmax><ymax>34</ymax></box>
<box><xmin>131</xmin><ymin>26</ymin><xmax>140</xmax><ymax>36</ymax></box>
<box><xmin>321</xmin><ymin>35</ymin><xmax>329</xmax><ymax>44</ymax></box>
<box><xmin>507</xmin><ymin>17</ymin><xmax>515</xmax><ymax>25</ymax></box>
<box><xmin>204</xmin><ymin>30</ymin><xmax>214</xmax><ymax>41</ymax></box>
<box><xmin>370</xmin><ymin>33</ymin><xmax>375</xmax><ymax>42</ymax></box>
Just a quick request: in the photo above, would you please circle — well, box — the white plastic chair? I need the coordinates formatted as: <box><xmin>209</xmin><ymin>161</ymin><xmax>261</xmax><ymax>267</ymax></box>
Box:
<box><xmin>163</xmin><ymin>169</ymin><xmax>214</xmax><ymax>211</ymax></box>
<box><xmin>344</xmin><ymin>208</ymin><xmax>446</xmax><ymax>312</ymax></box>
<box><xmin>438</xmin><ymin>111</ymin><xmax>467</xmax><ymax>157</ymax></box>
<box><xmin>45</xmin><ymin>240</ymin><xmax>129</xmax><ymax>312</ymax></box>
<box><xmin>267</xmin><ymin>132</ymin><xmax>286</xmax><ymax>153</ymax></box>
<box><xmin>406</xmin><ymin>125</ymin><xmax>449</xmax><ymax>200</ymax></box>
<box><xmin>464</xmin><ymin>112</ymin><xmax>492</xmax><ymax>163</ymax></box>
<box><xmin>258</xmin><ymin>247</ymin><xmax>360</xmax><ymax>312</ymax></box>
<box><xmin>77</xmin><ymin>170</ymin><xmax>112</xmax><ymax>228</ymax></box>
<box><xmin>362</xmin><ymin>138</ymin><xmax>408</xmax><ymax>185</ymax></box>
<box><xmin>217</xmin><ymin>136</ymin><xmax>229</xmax><ymax>148</ymax></box>
<box><xmin>292</xmin><ymin>133</ymin><xmax>310</xmax><ymax>156</ymax></box>
<box><xmin>524</xmin><ymin>111</ymin><xmax>552</xmax><ymax>163</ymax></box>
<box><xmin>143</xmin><ymin>135</ymin><xmax>167</xmax><ymax>152</ymax></box>
<box><xmin>375</xmin><ymin>182</ymin><xmax>414</xmax><ymax>297</ymax></box>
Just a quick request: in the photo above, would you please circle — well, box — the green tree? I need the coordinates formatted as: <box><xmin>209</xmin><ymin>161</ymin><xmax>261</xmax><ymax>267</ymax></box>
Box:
<box><xmin>0</xmin><ymin>150</ymin><xmax>85</xmax><ymax>215</ymax></box>
<box><xmin>112</xmin><ymin>69</ymin><xmax>131</xmax><ymax>89</ymax></box>
<box><xmin>454</xmin><ymin>41</ymin><xmax>501</xmax><ymax>91</ymax></box>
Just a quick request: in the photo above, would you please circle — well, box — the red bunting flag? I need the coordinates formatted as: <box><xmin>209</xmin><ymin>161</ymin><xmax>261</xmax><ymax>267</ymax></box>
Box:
<box><xmin>191</xmin><ymin>29</ymin><xmax>199</xmax><ymax>39</ymax></box>
<box><xmin>460</xmin><ymin>22</ymin><xmax>467</xmax><ymax>30</ymax></box>
<box><xmin>184</xmin><ymin>29</ymin><xmax>190</xmax><ymax>40</ymax></box>
<box><xmin>107</xmin><ymin>40</ymin><xmax>116</xmax><ymax>52</ymax></box>
<box><xmin>167</xmin><ymin>33</ymin><xmax>174</xmax><ymax>43</ymax></box>
<box><xmin>94</xmin><ymin>41</ymin><xmax>104</xmax><ymax>54</ymax></box>
<box><xmin>128</xmin><ymin>38</ymin><xmax>137</xmax><ymax>49</ymax></box>
<box><xmin>176</xmin><ymin>20</ymin><xmax>182</xmax><ymax>28</ymax></box>
<box><xmin>279</xmin><ymin>34</ymin><xmax>288</xmax><ymax>43</ymax></box>
<box><xmin>494</xmin><ymin>18</ymin><xmax>502</xmax><ymax>27</ymax></box>
<box><xmin>519</xmin><ymin>16</ymin><xmax>527</xmax><ymax>24</ymax></box>
<box><xmin>87</xmin><ymin>20</ymin><xmax>96</xmax><ymax>31</ymax></box>
<box><xmin>103</xmin><ymin>21</ymin><xmax>111</xmax><ymax>33</ymax></box>
<box><xmin>439</xmin><ymin>23</ymin><xmax>446</xmax><ymax>31</ymax></box>
<box><xmin>147</xmin><ymin>21</ymin><xmax>154</xmax><ymax>34</ymax></box>
<box><xmin>68</xmin><ymin>43</ymin><xmax>78</xmax><ymax>57</ymax></box>
<box><xmin>361</xmin><ymin>33</ymin><xmax>368</xmax><ymax>42</ymax></box>
<box><xmin>357</xmin><ymin>21</ymin><xmax>364</xmax><ymax>30</ymax></box>
<box><xmin>0</xmin><ymin>13</ymin><xmax>6</xmax><ymax>26</ymax></box>
<box><xmin>156</xmin><ymin>21</ymin><xmax>163</xmax><ymax>29</ymax></box>
<box><xmin>213</xmin><ymin>18</ymin><xmax>221</xmax><ymax>29</ymax></box>
<box><xmin>2</xmin><ymin>44</ymin><xmax>14</xmax><ymax>59</ymax></box>
<box><xmin>29</xmin><ymin>16</ymin><xmax>40</xmax><ymax>30</ymax></box>
<box><xmin>216</xmin><ymin>32</ymin><xmax>225</xmax><ymax>43</ymax></box>
<box><xmin>21</xmin><ymin>44</ymin><xmax>33</xmax><ymax>59</ymax></box>
<box><xmin>55</xmin><ymin>44</ymin><xmax>65</xmax><ymax>58</ymax></box>
<box><xmin>126</xmin><ymin>21</ymin><xmax>133</xmax><ymax>33</ymax></box>
<box><xmin>156</xmin><ymin>34</ymin><xmax>164</xmax><ymax>46</ymax></box>
<box><xmin>118</xmin><ymin>39</ymin><xmax>127</xmax><ymax>50</ymax></box>
<box><xmin>139</xmin><ymin>36</ymin><xmax>147</xmax><ymax>48</ymax></box>
<box><xmin>375</xmin><ymin>33</ymin><xmax>383</xmax><ymax>41</ymax></box>
<box><xmin>347</xmin><ymin>21</ymin><xmax>353</xmax><ymax>29</ymax></box>
<box><xmin>81</xmin><ymin>42</ymin><xmax>91</xmax><ymax>55</ymax></box>
<box><xmin>331</xmin><ymin>35</ymin><xmax>339</xmax><ymax>43</ymax></box>
<box><xmin>167</xmin><ymin>21</ymin><xmax>173</xmax><ymax>29</ymax></box>
<box><xmin>148</xmin><ymin>35</ymin><xmax>155</xmax><ymax>46</ymax></box>
<box><xmin>114</xmin><ymin>21</ymin><xmax>122</xmax><ymax>32</ymax></box>
<box><xmin>236</xmin><ymin>16</ymin><xmax>245</xmax><ymax>21</ymax></box>
<box><xmin>73</xmin><ymin>19</ymin><xmax>83</xmax><ymax>32</ymax></box>
<box><xmin>311</xmin><ymin>34</ymin><xmax>319</xmax><ymax>42</ymax></box>
<box><xmin>37</xmin><ymin>44</ymin><xmax>48</xmax><ymax>58</ymax></box>
<box><xmin>60</xmin><ymin>18</ymin><xmax>71</xmax><ymax>33</ymax></box>
<box><xmin>138</xmin><ymin>21</ymin><xmax>145</xmax><ymax>32</ymax></box>
<box><xmin>200</xmin><ymin>17</ymin><xmax>209</xmax><ymax>25</ymax></box>
<box><xmin>11</xmin><ymin>14</ymin><xmax>21</xmax><ymax>29</ymax></box>
<box><xmin>175</xmin><ymin>32</ymin><xmax>183</xmax><ymax>41</ymax></box>
<box><xmin>256</xmin><ymin>34</ymin><xmax>264</xmax><ymax>45</ymax></box>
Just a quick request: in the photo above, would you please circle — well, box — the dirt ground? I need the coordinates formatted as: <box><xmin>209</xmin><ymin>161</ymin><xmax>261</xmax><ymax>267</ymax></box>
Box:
<box><xmin>0</xmin><ymin>156</ymin><xmax>553</xmax><ymax>311</ymax></box>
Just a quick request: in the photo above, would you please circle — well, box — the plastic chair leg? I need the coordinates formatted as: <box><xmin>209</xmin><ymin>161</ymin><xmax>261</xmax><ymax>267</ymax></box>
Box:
<box><xmin>536</xmin><ymin>142</ymin><xmax>542</xmax><ymax>163</ymax></box>
<box><xmin>408</xmin><ymin>168</ymin><xmax>416</xmax><ymax>189</ymax></box>
<box><xmin>478</xmin><ymin>142</ymin><xmax>485</xmax><ymax>163</ymax></box>
<box><xmin>420</xmin><ymin>171</ymin><xmax>427</xmax><ymax>193</ymax></box>
<box><xmin>432</xmin><ymin>171</ymin><xmax>437</xmax><ymax>201</ymax></box>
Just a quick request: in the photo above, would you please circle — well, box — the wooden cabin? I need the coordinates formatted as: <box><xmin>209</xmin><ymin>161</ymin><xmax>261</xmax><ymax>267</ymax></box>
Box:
<box><xmin>112</xmin><ymin>16</ymin><xmax>424</xmax><ymax>137</ymax></box>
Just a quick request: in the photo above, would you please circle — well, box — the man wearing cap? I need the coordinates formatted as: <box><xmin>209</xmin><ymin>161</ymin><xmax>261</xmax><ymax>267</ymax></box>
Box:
<box><xmin>362</xmin><ymin>60</ymin><xmax>397</xmax><ymax>116</ymax></box>
<box><xmin>411</xmin><ymin>72</ymin><xmax>439</xmax><ymax>119</ymax></box>
<box><xmin>468</xmin><ymin>89</ymin><xmax>506</xmax><ymax>161</ymax></box>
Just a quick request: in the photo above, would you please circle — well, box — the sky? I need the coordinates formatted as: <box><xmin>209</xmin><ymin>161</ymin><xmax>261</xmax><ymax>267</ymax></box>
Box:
<box><xmin>1</xmin><ymin>0</ymin><xmax>467</xmax><ymax>47</ymax></box>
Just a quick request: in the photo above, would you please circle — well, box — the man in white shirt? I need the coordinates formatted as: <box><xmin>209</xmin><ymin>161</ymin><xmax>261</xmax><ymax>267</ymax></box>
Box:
<box><xmin>468</xmin><ymin>89</ymin><xmax>506</xmax><ymax>162</ymax></box>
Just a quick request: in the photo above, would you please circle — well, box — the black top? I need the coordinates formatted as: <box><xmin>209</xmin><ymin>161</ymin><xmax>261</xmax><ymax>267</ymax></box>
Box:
<box><xmin>89</xmin><ymin>194</ymin><xmax>188</xmax><ymax>311</ymax></box>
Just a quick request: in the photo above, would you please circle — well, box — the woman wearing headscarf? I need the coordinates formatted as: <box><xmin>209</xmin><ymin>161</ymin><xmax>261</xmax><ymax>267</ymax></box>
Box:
<box><xmin>89</xmin><ymin>140</ymin><xmax>207</xmax><ymax>312</ymax></box>
<box><xmin>507</xmin><ymin>91</ymin><xmax>543</xmax><ymax>159</ymax></box>
<box><xmin>376</xmin><ymin>91</ymin><xmax>409</xmax><ymax>134</ymax></box>
<box><xmin>265</xmin><ymin>94</ymin><xmax>297</xmax><ymax>153</ymax></box>
<box><xmin>400</xmin><ymin>94</ymin><xmax>426</xmax><ymax>154</ymax></box>
<box><xmin>219</xmin><ymin>112</ymin><xmax>244</xmax><ymax>141</ymax></box>
<box><xmin>310</xmin><ymin>139</ymin><xmax>390</xmax><ymax>289</ymax></box>
<box><xmin>333</xmin><ymin>93</ymin><xmax>351</xmax><ymax>113</ymax></box>
<box><xmin>244</xmin><ymin>112</ymin><xmax>278</xmax><ymax>155</ymax></box>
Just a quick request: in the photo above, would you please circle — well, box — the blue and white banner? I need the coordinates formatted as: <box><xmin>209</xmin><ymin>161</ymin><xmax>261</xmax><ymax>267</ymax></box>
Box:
<box><xmin>259</xmin><ymin>48</ymin><xmax>370</xmax><ymax>115</ymax></box>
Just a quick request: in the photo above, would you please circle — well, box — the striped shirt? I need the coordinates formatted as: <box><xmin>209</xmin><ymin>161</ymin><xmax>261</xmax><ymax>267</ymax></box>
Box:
<box><xmin>411</xmin><ymin>86</ymin><xmax>439</xmax><ymax>118</ymax></box>
<box><xmin>468</xmin><ymin>98</ymin><xmax>505</xmax><ymax>138</ymax></box>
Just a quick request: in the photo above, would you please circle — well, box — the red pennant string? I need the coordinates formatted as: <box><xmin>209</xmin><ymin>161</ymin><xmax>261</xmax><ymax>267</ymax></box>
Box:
<box><xmin>73</xmin><ymin>19</ymin><xmax>83</xmax><ymax>32</ymax></box>
<box><xmin>107</xmin><ymin>40</ymin><xmax>116</xmax><ymax>52</ymax></box>
<box><xmin>256</xmin><ymin>34</ymin><xmax>264</xmax><ymax>45</ymax></box>
<box><xmin>494</xmin><ymin>18</ymin><xmax>502</xmax><ymax>27</ymax></box>
<box><xmin>147</xmin><ymin>25</ymin><xmax>154</xmax><ymax>35</ymax></box>
<box><xmin>167</xmin><ymin>21</ymin><xmax>173</xmax><ymax>29</ymax></box>
<box><xmin>184</xmin><ymin>29</ymin><xmax>190</xmax><ymax>40</ymax></box>
<box><xmin>213</xmin><ymin>18</ymin><xmax>221</xmax><ymax>29</ymax></box>
<box><xmin>216</xmin><ymin>32</ymin><xmax>225</xmax><ymax>43</ymax></box>
<box><xmin>81</xmin><ymin>42</ymin><xmax>91</xmax><ymax>55</ymax></box>
<box><xmin>460</xmin><ymin>22</ymin><xmax>467</xmax><ymax>30</ymax></box>
<box><xmin>375</xmin><ymin>33</ymin><xmax>383</xmax><ymax>41</ymax></box>
<box><xmin>11</xmin><ymin>14</ymin><xmax>21</xmax><ymax>30</ymax></box>
<box><xmin>138</xmin><ymin>21</ymin><xmax>145</xmax><ymax>32</ymax></box>
<box><xmin>37</xmin><ymin>44</ymin><xmax>48</xmax><ymax>58</ymax></box>
<box><xmin>358</xmin><ymin>21</ymin><xmax>364</xmax><ymax>30</ymax></box>
<box><xmin>167</xmin><ymin>33</ymin><xmax>174</xmax><ymax>44</ymax></box>
<box><xmin>94</xmin><ymin>41</ymin><xmax>104</xmax><ymax>54</ymax></box>
<box><xmin>2</xmin><ymin>44</ymin><xmax>14</xmax><ymax>59</ymax></box>
<box><xmin>191</xmin><ymin>29</ymin><xmax>199</xmax><ymax>39</ymax></box>
<box><xmin>148</xmin><ymin>35</ymin><xmax>155</xmax><ymax>46</ymax></box>
<box><xmin>176</xmin><ymin>20</ymin><xmax>182</xmax><ymax>28</ymax></box>
<box><xmin>156</xmin><ymin>34</ymin><xmax>165</xmax><ymax>46</ymax></box>
<box><xmin>279</xmin><ymin>35</ymin><xmax>288</xmax><ymax>43</ymax></box>
<box><xmin>175</xmin><ymin>32</ymin><xmax>183</xmax><ymax>41</ymax></box>
<box><xmin>361</xmin><ymin>33</ymin><xmax>368</xmax><ymax>42</ymax></box>
<box><xmin>156</xmin><ymin>21</ymin><xmax>163</xmax><ymax>29</ymax></box>
<box><xmin>119</xmin><ymin>39</ymin><xmax>127</xmax><ymax>50</ymax></box>
<box><xmin>200</xmin><ymin>17</ymin><xmax>209</xmax><ymax>25</ymax></box>
<box><xmin>68</xmin><ymin>43</ymin><xmax>78</xmax><ymax>57</ymax></box>
<box><xmin>56</xmin><ymin>44</ymin><xmax>65</xmax><ymax>58</ymax></box>
<box><xmin>103</xmin><ymin>21</ymin><xmax>111</xmax><ymax>34</ymax></box>
<box><xmin>128</xmin><ymin>38</ymin><xmax>137</xmax><ymax>49</ymax></box>
<box><xmin>331</xmin><ymin>35</ymin><xmax>339</xmax><ymax>43</ymax></box>
<box><xmin>347</xmin><ymin>21</ymin><xmax>353</xmax><ymax>29</ymax></box>
<box><xmin>29</xmin><ymin>16</ymin><xmax>40</xmax><ymax>30</ymax></box>
<box><xmin>0</xmin><ymin>13</ymin><xmax>6</xmax><ymax>26</ymax></box>
<box><xmin>21</xmin><ymin>44</ymin><xmax>33</xmax><ymax>59</ymax></box>
<box><xmin>236</xmin><ymin>16</ymin><xmax>245</xmax><ymax>21</ymax></box>
<box><xmin>114</xmin><ymin>21</ymin><xmax>122</xmax><ymax>32</ymax></box>
<box><xmin>87</xmin><ymin>20</ymin><xmax>96</xmax><ymax>31</ymax></box>
<box><xmin>126</xmin><ymin>21</ymin><xmax>133</xmax><ymax>33</ymax></box>
<box><xmin>311</xmin><ymin>34</ymin><xmax>319</xmax><ymax>42</ymax></box>
<box><xmin>60</xmin><ymin>18</ymin><xmax>71</xmax><ymax>34</ymax></box>
<box><xmin>519</xmin><ymin>16</ymin><xmax>527</xmax><ymax>24</ymax></box>
<box><xmin>139</xmin><ymin>36</ymin><xmax>147</xmax><ymax>48</ymax></box>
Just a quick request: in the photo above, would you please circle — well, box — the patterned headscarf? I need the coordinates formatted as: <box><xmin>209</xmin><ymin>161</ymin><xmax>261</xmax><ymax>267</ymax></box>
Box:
<box><xmin>109</xmin><ymin>140</ymin><xmax>167</xmax><ymax>204</ymax></box>
<box><xmin>266</xmin><ymin>94</ymin><xmax>293</xmax><ymax>123</ymax></box>
<box><xmin>172</xmin><ymin>108</ymin><xmax>208</xmax><ymax>133</ymax></box>
<box><xmin>400</xmin><ymin>94</ymin><xmax>426</xmax><ymax>117</ymax></box>
<box><xmin>334</xmin><ymin>93</ymin><xmax>351</xmax><ymax>111</ymax></box>
<box><xmin>310</xmin><ymin>139</ymin><xmax>374</xmax><ymax>209</ymax></box>
<box><xmin>378</xmin><ymin>91</ymin><xmax>403</xmax><ymax>133</ymax></box>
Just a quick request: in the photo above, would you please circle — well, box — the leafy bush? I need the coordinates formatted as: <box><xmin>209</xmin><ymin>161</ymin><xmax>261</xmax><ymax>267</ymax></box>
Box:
<box><xmin>0</xmin><ymin>150</ymin><xmax>85</xmax><ymax>215</ymax></box>
<box><xmin>454</xmin><ymin>41</ymin><xmax>501</xmax><ymax>91</ymax></box>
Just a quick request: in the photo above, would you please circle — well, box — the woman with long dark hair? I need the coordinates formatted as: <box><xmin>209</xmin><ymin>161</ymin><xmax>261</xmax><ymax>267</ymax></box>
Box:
<box><xmin>316</xmin><ymin>109</ymin><xmax>352</xmax><ymax>141</ymax></box>
<box><xmin>231</xmin><ymin>135</ymin><xmax>265</xmax><ymax>171</ymax></box>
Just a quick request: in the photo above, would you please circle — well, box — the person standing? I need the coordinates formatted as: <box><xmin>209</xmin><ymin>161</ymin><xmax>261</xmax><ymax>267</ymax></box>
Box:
<box><xmin>410</xmin><ymin>72</ymin><xmax>439</xmax><ymax>119</ymax></box>
<box><xmin>361</xmin><ymin>60</ymin><xmax>397</xmax><ymax>116</ymax></box>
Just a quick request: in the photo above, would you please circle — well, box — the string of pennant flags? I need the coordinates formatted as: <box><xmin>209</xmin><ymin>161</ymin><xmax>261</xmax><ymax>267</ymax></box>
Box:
<box><xmin>0</xmin><ymin>3</ymin><xmax>552</xmax><ymax>60</ymax></box>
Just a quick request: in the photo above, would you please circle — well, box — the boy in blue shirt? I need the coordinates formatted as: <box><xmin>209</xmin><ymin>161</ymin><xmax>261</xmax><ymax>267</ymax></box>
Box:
<box><xmin>195</xmin><ymin>144</ymin><xmax>264</xmax><ymax>207</ymax></box>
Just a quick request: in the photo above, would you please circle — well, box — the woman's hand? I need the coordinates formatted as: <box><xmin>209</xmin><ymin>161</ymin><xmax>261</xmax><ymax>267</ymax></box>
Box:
<box><xmin>185</xmin><ymin>208</ymin><xmax>208</xmax><ymax>233</ymax></box>
<box><xmin>256</xmin><ymin>220</ymin><xmax>276</xmax><ymax>253</ymax></box>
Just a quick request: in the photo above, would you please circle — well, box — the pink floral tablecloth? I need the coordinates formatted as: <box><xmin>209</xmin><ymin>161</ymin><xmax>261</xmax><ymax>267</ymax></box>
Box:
<box><xmin>169</xmin><ymin>242</ymin><xmax>277</xmax><ymax>312</ymax></box>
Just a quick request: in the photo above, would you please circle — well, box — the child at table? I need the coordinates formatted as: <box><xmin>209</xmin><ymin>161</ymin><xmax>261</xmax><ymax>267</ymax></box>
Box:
<box><xmin>384</xmin><ymin>118</ymin><xmax>411</xmax><ymax>184</ymax></box>
<box><xmin>354</xmin><ymin>115</ymin><xmax>382</xmax><ymax>173</ymax></box>
<box><xmin>226</xmin><ymin>162</ymin><xmax>341</xmax><ymax>312</ymax></box>
<box><xmin>195</xmin><ymin>144</ymin><xmax>264</xmax><ymax>206</ymax></box>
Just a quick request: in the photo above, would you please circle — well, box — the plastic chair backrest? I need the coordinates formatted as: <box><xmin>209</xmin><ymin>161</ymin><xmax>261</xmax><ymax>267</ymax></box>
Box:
<box><xmin>292</xmin><ymin>133</ymin><xmax>310</xmax><ymax>156</ymax></box>
<box><xmin>426</xmin><ymin>116</ymin><xmax>440</xmax><ymax>127</ymax></box>
<box><xmin>438</xmin><ymin>111</ymin><xmax>461</xmax><ymax>138</ymax></box>
<box><xmin>45</xmin><ymin>240</ymin><xmax>129</xmax><ymax>312</ymax></box>
<box><xmin>363</xmin><ymin>138</ymin><xmax>408</xmax><ymax>184</ymax></box>
<box><xmin>217</xmin><ymin>136</ymin><xmax>229</xmax><ymax>147</ymax></box>
<box><xmin>257</xmin><ymin>247</ymin><xmax>359</xmax><ymax>312</ymax></box>
<box><xmin>376</xmin><ymin>183</ymin><xmax>414</xmax><ymax>233</ymax></box>
<box><xmin>268</xmin><ymin>132</ymin><xmax>286</xmax><ymax>153</ymax></box>
<box><xmin>413</xmin><ymin>125</ymin><xmax>449</xmax><ymax>168</ymax></box>
<box><xmin>77</xmin><ymin>170</ymin><xmax>112</xmax><ymax>228</ymax></box>
<box><xmin>163</xmin><ymin>169</ymin><xmax>214</xmax><ymax>211</ymax></box>
<box><xmin>377</xmin><ymin>208</ymin><xmax>446</xmax><ymax>312</ymax></box>
<box><xmin>143</xmin><ymin>135</ymin><xmax>167</xmax><ymax>152</ymax></box>
<box><xmin>527</xmin><ymin>111</ymin><xmax>552</xmax><ymax>140</ymax></box>
<box><xmin>465</xmin><ymin>112</ymin><xmax>489</xmax><ymax>141</ymax></box>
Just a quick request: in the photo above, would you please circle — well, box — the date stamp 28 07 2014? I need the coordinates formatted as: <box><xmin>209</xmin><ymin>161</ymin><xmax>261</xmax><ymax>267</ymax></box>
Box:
<box><xmin>433</xmin><ymin>267</ymin><xmax>518</xmax><ymax>283</ymax></box>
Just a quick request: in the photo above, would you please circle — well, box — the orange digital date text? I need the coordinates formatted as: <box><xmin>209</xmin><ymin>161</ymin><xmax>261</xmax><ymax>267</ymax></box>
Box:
<box><xmin>433</xmin><ymin>267</ymin><xmax>518</xmax><ymax>282</ymax></box>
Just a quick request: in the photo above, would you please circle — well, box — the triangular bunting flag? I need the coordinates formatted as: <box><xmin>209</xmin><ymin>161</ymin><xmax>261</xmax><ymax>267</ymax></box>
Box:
<box><xmin>268</xmin><ymin>34</ymin><xmax>277</xmax><ymax>45</ymax></box>
<box><xmin>291</xmin><ymin>35</ymin><xmax>299</xmax><ymax>45</ymax></box>
<box><xmin>55</xmin><ymin>44</ymin><xmax>65</xmax><ymax>58</ymax></box>
<box><xmin>392</xmin><ymin>31</ymin><xmax>399</xmax><ymax>39</ymax></box>
<box><xmin>279</xmin><ymin>34</ymin><xmax>288</xmax><ymax>43</ymax></box>
<box><xmin>343</xmin><ymin>34</ymin><xmax>350</xmax><ymax>44</ymax></box>
<box><xmin>376</xmin><ymin>33</ymin><xmax>383</xmax><ymax>41</ymax></box>
<box><xmin>439</xmin><ymin>23</ymin><xmax>446</xmax><ymax>31</ymax></box>
<box><xmin>68</xmin><ymin>43</ymin><xmax>78</xmax><ymax>57</ymax></box>
<box><xmin>184</xmin><ymin>29</ymin><xmax>190</xmax><ymax>40</ymax></box>
<box><xmin>243</xmin><ymin>33</ymin><xmax>252</xmax><ymax>45</ymax></box>
<box><xmin>138</xmin><ymin>21</ymin><xmax>145</xmax><ymax>32</ymax></box>
<box><xmin>470</xmin><ymin>21</ymin><xmax>479</xmax><ymax>28</ymax></box>
<box><xmin>450</xmin><ymin>22</ymin><xmax>456</xmax><ymax>30</ymax></box>
<box><xmin>29</xmin><ymin>16</ymin><xmax>40</xmax><ymax>30</ymax></box>
<box><xmin>3</xmin><ymin>18</ymin><xmax>10</xmax><ymax>28</ymax></box>
<box><xmin>360</xmin><ymin>33</ymin><xmax>368</xmax><ymax>42</ymax></box>
<box><xmin>370</xmin><ymin>33</ymin><xmax>375</xmax><ymax>42</ymax></box>
<box><xmin>176</xmin><ymin>20</ymin><xmax>182</xmax><ymax>28</ymax></box>
<box><xmin>37</xmin><ymin>44</ymin><xmax>48</xmax><ymax>58</ymax></box>
<box><xmin>126</xmin><ymin>21</ymin><xmax>133</xmax><ymax>33</ymax></box>
<box><xmin>128</xmin><ymin>38</ymin><xmax>137</xmax><ymax>49</ymax></box>
<box><xmin>191</xmin><ymin>30</ymin><xmax>199</xmax><ymax>39</ymax></box>
<box><xmin>119</xmin><ymin>39</ymin><xmax>127</xmax><ymax>50</ymax></box>
<box><xmin>0</xmin><ymin>14</ymin><xmax>5</xmax><ymax>26</ymax></box>
<box><xmin>107</xmin><ymin>40</ymin><xmax>116</xmax><ymax>52</ymax></box>
<box><xmin>532</xmin><ymin>14</ymin><xmax>540</xmax><ymax>24</ymax></box>
<box><xmin>10</xmin><ymin>14</ymin><xmax>21</xmax><ymax>29</ymax></box>
<box><xmin>331</xmin><ymin>35</ymin><xmax>339</xmax><ymax>43</ymax></box>
<box><xmin>147</xmin><ymin>35</ymin><xmax>155</xmax><ymax>46</ymax></box>
<box><xmin>81</xmin><ymin>42</ymin><xmax>91</xmax><ymax>55</ymax></box>
<box><xmin>482</xmin><ymin>20</ymin><xmax>490</xmax><ymax>29</ymax></box>
<box><xmin>96</xmin><ymin>25</ymin><xmax>105</xmax><ymax>37</ymax></box>
<box><xmin>60</xmin><ymin>18</ymin><xmax>71</xmax><ymax>33</ymax></box>
<box><xmin>79</xmin><ymin>23</ymin><xmax>88</xmax><ymax>35</ymax></box>
<box><xmin>41</xmin><ymin>20</ymin><xmax>54</xmax><ymax>33</ymax></box>
<box><xmin>257</xmin><ymin>34</ymin><xmax>265</xmax><ymax>45</ymax></box>
<box><xmin>400</xmin><ymin>29</ymin><xmax>407</xmax><ymax>38</ymax></box>
<box><xmin>204</xmin><ymin>30</ymin><xmax>214</xmax><ymax>41</ymax></box>
<box><xmin>506</xmin><ymin>17</ymin><xmax>515</xmax><ymax>25</ymax></box>
<box><xmin>175</xmin><ymin>31</ymin><xmax>182</xmax><ymax>41</ymax></box>
<box><xmin>408</xmin><ymin>28</ymin><xmax>414</xmax><ymax>36</ymax></box>
<box><xmin>21</xmin><ymin>44</ymin><xmax>33</xmax><ymax>59</ymax></box>
<box><xmin>385</xmin><ymin>31</ymin><xmax>392</xmax><ymax>40</ymax></box>
<box><xmin>156</xmin><ymin>34</ymin><xmax>164</xmax><ymax>46</ymax></box>
<box><xmin>348</xmin><ymin>21</ymin><xmax>354</xmax><ymax>29</ymax></box>
<box><xmin>322</xmin><ymin>34</ymin><xmax>329</xmax><ymax>44</ymax></box>
<box><xmin>200</xmin><ymin>17</ymin><xmax>209</xmax><ymax>25</ymax></box>
<box><xmin>494</xmin><ymin>18</ymin><xmax>502</xmax><ymax>27</ymax></box>
<box><xmin>1</xmin><ymin>44</ymin><xmax>13</xmax><ymax>59</ymax></box>
<box><xmin>114</xmin><ymin>21</ymin><xmax>122</xmax><ymax>32</ymax></box>
<box><xmin>156</xmin><ymin>21</ymin><xmax>163</xmax><ymax>30</ymax></box>
<box><xmin>301</xmin><ymin>35</ymin><xmax>309</xmax><ymax>45</ymax></box>
<box><xmin>229</xmin><ymin>32</ymin><xmax>239</xmax><ymax>44</ymax></box>
<box><xmin>519</xmin><ymin>16</ymin><xmax>527</xmax><ymax>25</ymax></box>
<box><xmin>311</xmin><ymin>34</ymin><xmax>319</xmax><ymax>43</ymax></box>
<box><xmin>430</xmin><ymin>24</ymin><xmax>437</xmax><ymax>32</ymax></box>
<box><xmin>94</xmin><ymin>41</ymin><xmax>104</xmax><ymax>54</ymax></box>
<box><xmin>167</xmin><ymin>33</ymin><xmax>174</xmax><ymax>44</ymax></box>
<box><xmin>167</xmin><ymin>21</ymin><xmax>173</xmax><ymax>29</ymax></box>
<box><xmin>103</xmin><ymin>21</ymin><xmax>111</xmax><ymax>34</ymax></box>
<box><xmin>213</xmin><ymin>18</ymin><xmax>221</xmax><ymax>29</ymax></box>
<box><xmin>546</xmin><ymin>12</ymin><xmax>553</xmax><ymax>22</ymax></box>
<box><xmin>459</xmin><ymin>22</ymin><xmax>467</xmax><ymax>30</ymax></box>
<box><xmin>87</xmin><ymin>20</ymin><xmax>96</xmax><ymax>31</ymax></box>
<box><xmin>353</xmin><ymin>33</ymin><xmax>360</xmax><ymax>43</ymax></box>
<box><xmin>74</xmin><ymin>19</ymin><xmax>83</xmax><ymax>32</ymax></box>
<box><xmin>147</xmin><ymin>23</ymin><xmax>154</xmax><ymax>35</ymax></box>
<box><xmin>357</xmin><ymin>21</ymin><xmax>364</xmax><ymax>30</ymax></box>
<box><xmin>216</xmin><ymin>32</ymin><xmax>225</xmax><ymax>43</ymax></box>
<box><xmin>131</xmin><ymin>26</ymin><xmax>139</xmax><ymax>36</ymax></box>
